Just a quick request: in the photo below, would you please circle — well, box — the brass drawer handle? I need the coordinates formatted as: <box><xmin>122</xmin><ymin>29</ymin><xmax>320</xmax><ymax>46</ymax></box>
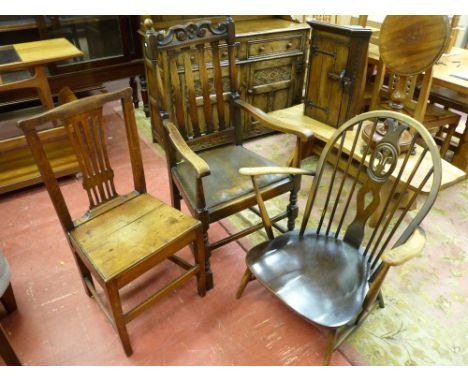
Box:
<box><xmin>190</xmin><ymin>55</ymin><xmax>195</xmax><ymax>61</ymax></box>
<box><xmin>286</xmin><ymin>42</ymin><xmax>293</xmax><ymax>49</ymax></box>
<box><xmin>258</xmin><ymin>46</ymin><xmax>265</xmax><ymax>53</ymax></box>
<box><xmin>222</xmin><ymin>51</ymin><xmax>228</xmax><ymax>58</ymax></box>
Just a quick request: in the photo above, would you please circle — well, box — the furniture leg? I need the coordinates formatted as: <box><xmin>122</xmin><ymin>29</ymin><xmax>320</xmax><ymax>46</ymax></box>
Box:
<box><xmin>236</xmin><ymin>267</ymin><xmax>253</xmax><ymax>299</ymax></box>
<box><xmin>0</xmin><ymin>324</ymin><xmax>21</xmax><ymax>366</ymax></box>
<box><xmin>323</xmin><ymin>328</ymin><xmax>338</xmax><ymax>366</ymax></box>
<box><xmin>193</xmin><ymin>228</ymin><xmax>207</xmax><ymax>297</ymax></box>
<box><xmin>169</xmin><ymin>180</ymin><xmax>181</xmax><ymax>210</ymax></box>
<box><xmin>73</xmin><ymin>252</ymin><xmax>94</xmax><ymax>298</ymax></box>
<box><xmin>105</xmin><ymin>282</ymin><xmax>132</xmax><ymax>356</ymax></box>
<box><xmin>452</xmin><ymin>120</ymin><xmax>468</xmax><ymax>172</ymax></box>
<box><xmin>440</xmin><ymin>123</ymin><xmax>458</xmax><ymax>159</ymax></box>
<box><xmin>129</xmin><ymin>76</ymin><xmax>139</xmax><ymax>108</ymax></box>
<box><xmin>34</xmin><ymin>66</ymin><xmax>54</xmax><ymax>110</ymax></box>
<box><xmin>377</xmin><ymin>290</ymin><xmax>385</xmax><ymax>308</ymax></box>
<box><xmin>139</xmin><ymin>74</ymin><xmax>150</xmax><ymax>117</ymax></box>
<box><xmin>0</xmin><ymin>283</ymin><xmax>17</xmax><ymax>314</ymax></box>
<box><xmin>203</xmin><ymin>231</ymin><xmax>214</xmax><ymax>291</ymax></box>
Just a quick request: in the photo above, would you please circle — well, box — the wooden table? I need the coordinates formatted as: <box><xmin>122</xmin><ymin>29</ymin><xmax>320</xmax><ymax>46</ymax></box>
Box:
<box><xmin>270</xmin><ymin>104</ymin><xmax>466</xmax><ymax>192</ymax></box>
<box><xmin>368</xmin><ymin>45</ymin><xmax>468</xmax><ymax>96</ymax></box>
<box><xmin>0</xmin><ymin>38</ymin><xmax>83</xmax><ymax>110</ymax></box>
<box><xmin>0</xmin><ymin>38</ymin><xmax>83</xmax><ymax>194</ymax></box>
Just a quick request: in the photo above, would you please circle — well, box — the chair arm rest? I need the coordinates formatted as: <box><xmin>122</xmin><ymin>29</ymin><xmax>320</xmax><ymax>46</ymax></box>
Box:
<box><xmin>381</xmin><ymin>227</ymin><xmax>426</xmax><ymax>266</ymax></box>
<box><xmin>234</xmin><ymin>99</ymin><xmax>314</xmax><ymax>142</ymax></box>
<box><xmin>164</xmin><ymin>120</ymin><xmax>210</xmax><ymax>179</ymax></box>
<box><xmin>239</xmin><ymin>166</ymin><xmax>315</xmax><ymax>177</ymax></box>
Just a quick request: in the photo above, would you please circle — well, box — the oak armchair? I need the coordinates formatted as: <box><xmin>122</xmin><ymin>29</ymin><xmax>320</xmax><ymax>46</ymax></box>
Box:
<box><xmin>236</xmin><ymin>110</ymin><xmax>442</xmax><ymax>365</ymax></box>
<box><xmin>143</xmin><ymin>17</ymin><xmax>313</xmax><ymax>289</ymax></box>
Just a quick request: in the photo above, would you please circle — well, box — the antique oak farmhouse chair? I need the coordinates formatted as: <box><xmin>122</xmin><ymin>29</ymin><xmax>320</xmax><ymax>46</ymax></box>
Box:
<box><xmin>236</xmin><ymin>110</ymin><xmax>442</xmax><ymax>365</ymax></box>
<box><xmin>143</xmin><ymin>17</ymin><xmax>313</xmax><ymax>289</ymax></box>
<box><xmin>369</xmin><ymin>16</ymin><xmax>461</xmax><ymax>160</ymax></box>
<box><xmin>17</xmin><ymin>88</ymin><xmax>206</xmax><ymax>356</ymax></box>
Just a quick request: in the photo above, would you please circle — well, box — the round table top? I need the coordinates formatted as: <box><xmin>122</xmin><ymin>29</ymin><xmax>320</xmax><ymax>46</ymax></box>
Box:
<box><xmin>379</xmin><ymin>16</ymin><xmax>450</xmax><ymax>76</ymax></box>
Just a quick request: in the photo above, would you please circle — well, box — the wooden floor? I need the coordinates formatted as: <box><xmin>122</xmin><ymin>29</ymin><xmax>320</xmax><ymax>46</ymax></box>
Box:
<box><xmin>0</xmin><ymin>97</ymin><xmax>351</xmax><ymax>366</ymax></box>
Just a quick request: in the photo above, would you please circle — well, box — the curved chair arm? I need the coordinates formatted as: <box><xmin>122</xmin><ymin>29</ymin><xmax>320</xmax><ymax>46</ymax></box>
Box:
<box><xmin>381</xmin><ymin>227</ymin><xmax>426</xmax><ymax>266</ymax></box>
<box><xmin>234</xmin><ymin>99</ymin><xmax>314</xmax><ymax>143</ymax></box>
<box><xmin>239</xmin><ymin>166</ymin><xmax>315</xmax><ymax>177</ymax></box>
<box><xmin>164</xmin><ymin>120</ymin><xmax>211</xmax><ymax>179</ymax></box>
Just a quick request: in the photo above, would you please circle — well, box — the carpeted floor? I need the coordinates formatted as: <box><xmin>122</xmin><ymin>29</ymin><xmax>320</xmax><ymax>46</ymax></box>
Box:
<box><xmin>134</xmin><ymin>108</ymin><xmax>468</xmax><ymax>366</ymax></box>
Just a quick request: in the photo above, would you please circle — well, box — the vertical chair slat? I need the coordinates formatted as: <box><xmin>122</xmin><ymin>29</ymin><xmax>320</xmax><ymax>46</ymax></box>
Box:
<box><xmin>196</xmin><ymin>44</ymin><xmax>214</xmax><ymax>134</ymax></box>
<box><xmin>168</xmin><ymin>50</ymin><xmax>188</xmax><ymax>139</ymax></box>
<box><xmin>211</xmin><ymin>41</ymin><xmax>226</xmax><ymax>130</ymax></box>
<box><xmin>182</xmin><ymin>48</ymin><xmax>200</xmax><ymax>137</ymax></box>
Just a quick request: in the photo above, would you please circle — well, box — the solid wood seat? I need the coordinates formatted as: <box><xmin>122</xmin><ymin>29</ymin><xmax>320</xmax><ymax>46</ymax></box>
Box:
<box><xmin>71</xmin><ymin>193</ymin><xmax>201</xmax><ymax>282</ymax></box>
<box><xmin>174</xmin><ymin>145</ymin><xmax>290</xmax><ymax>211</ymax></box>
<box><xmin>17</xmin><ymin>88</ymin><xmax>206</xmax><ymax>357</ymax></box>
<box><xmin>247</xmin><ymin>231</ymin><xmax>368</xmax><ymax>328</ymax></box>
<box><xmin>143</xmin><ymin>17</ymin><xmax>314</xmax><ymax>289</ymax></box>
<box><xmin>236</xmin><ymin>111</ymin><xmax>442</xmax><ymax>365</ymax></box>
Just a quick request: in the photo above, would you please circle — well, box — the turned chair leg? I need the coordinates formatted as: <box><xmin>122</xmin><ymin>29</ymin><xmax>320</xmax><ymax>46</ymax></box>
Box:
<box><xmin>287</xmin><ymin>187</ymin><xmax>299</xmax><ymax>231</ymax></box>
<box><xmin>323</xmin><ymin>328</ymin><xmax>338</xmax><ymax>366</ymax></box>
<box><xmin>0</xmin><ymin>324</ymin><xmax>21</xmax><ymax>366</ymax></box>
<box><xmin>105</xmin><ymin>282</ymin><xmax>132</xmax><ymax>357</ymax></box>
<box><xmin>1</xmin><ymin>283</ymin><xmax>17</xmax><ymax>313</ymax></box>
<box><xmin>236</xmin><ymin>267</ymin><xmax>254</xmax><ymax>299</ymax></box>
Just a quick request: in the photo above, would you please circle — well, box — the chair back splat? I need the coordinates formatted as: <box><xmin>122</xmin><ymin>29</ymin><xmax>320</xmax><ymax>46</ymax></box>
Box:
<box><xmin>144</xmin><ymin>17</ymin><xmax>241</xmax><ymax>151</ymax></box>
<box><xmin>300</xmin><ymin>110</ymin><xmax>442</xmax><ymax>279</ymax></box>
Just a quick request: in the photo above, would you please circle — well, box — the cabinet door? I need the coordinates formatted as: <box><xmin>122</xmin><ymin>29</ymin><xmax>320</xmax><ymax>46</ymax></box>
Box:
<box><xmin>244</xmin><ymin>56</ymin><xmax>302</xmax><ymax>138</ymax></box>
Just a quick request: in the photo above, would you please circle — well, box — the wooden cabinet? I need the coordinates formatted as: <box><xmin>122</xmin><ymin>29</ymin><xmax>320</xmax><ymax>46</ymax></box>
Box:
<box><xmin>142</xmin><ymin>16</ymin><xmax>309</xmax><ymax>145</ymax></box>
<box><xmin>304</xmin><ymin>21</ymin><xmax>371</xmax><ymax>127</ymax></box>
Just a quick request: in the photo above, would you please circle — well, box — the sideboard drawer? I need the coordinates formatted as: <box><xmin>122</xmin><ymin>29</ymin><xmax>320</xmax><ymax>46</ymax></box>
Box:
<box><xmin>247</xmin><ymin>35</ymin><xmax>302</xmax><ymax>59</ymax></box>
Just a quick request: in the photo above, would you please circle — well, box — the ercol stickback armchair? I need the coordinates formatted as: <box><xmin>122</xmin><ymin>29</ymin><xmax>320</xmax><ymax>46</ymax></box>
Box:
<box><xmin>143</xmin><ymin>17</ymin><xmax>313</xmax><ymax>289</ymax></box>
<box><xmin>17</xmin><ymin>88</ymin><xmax>206</xmax><ymax>356</ymax></box>
<box><xmin>236</xmin><ymin>110</ymin><xmax>442</xmax><ymax>365</ymax></box>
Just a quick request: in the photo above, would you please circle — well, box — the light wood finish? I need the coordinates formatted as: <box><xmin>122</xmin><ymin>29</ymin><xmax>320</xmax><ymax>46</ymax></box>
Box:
<box><xmin>144</xmin><ymin>18</ymin><xmax>313</xmax><ymax>290</ymax></box>
<box><xmin>237</xmin><ymin>110</ymin><xmax>443</xmax><ymax>365</ymax></box>
<box><xmin>16</xmin><ymin>88</ymin><xmax>206</xmax><ymax>357</ymax></box>
<box><xmin>0</xmin><ymin>38</ymin><xmax>82</xmax><ymax>71</ymax></box>
<box><xmin>0</xmin><ymin>39</ymin><xmax>83</xmax><ymax>194</ymax></box>
<box><xmin>381</xmin><ymin>227</ymin><xmax>426</xmax><ymax>266</ymax></box>
<box><xmin>269</xmin><ymin>104</ymin><xmax>466</xmax><ymax>190</ymax></box>
<box><xmin>368</xmin><ymin>46</ymin><xmax>468</xmax><ymax>97</ymax></box>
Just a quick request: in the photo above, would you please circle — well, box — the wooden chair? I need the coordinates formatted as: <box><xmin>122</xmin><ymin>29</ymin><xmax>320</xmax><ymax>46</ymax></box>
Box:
<box><xmin>143</xmin><ymin>17</ymin><xmax>313</xmax><ymax>289</ymax></box>
<box><xmin>236</xmin><ymin>110</ymin><xmax>442</xmax><ymax>365</ymax></box>
<box><xmin>369</xmin><ymin>16</ymin><xmax>461</xmax><ymax>160</ymax></box>
<box><xmin>0</xmin><ymin>251</ymin><xmax>21</xmax><ymax>366</ymax></box>
<box><xmin>17</xmin><ymin>88</ymin><xmax>206</xmax><ymax>356</ymax></box>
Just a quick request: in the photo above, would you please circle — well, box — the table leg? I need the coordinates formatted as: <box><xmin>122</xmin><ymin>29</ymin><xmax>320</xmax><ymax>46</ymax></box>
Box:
<box><xmin>33</xmin><ymin>66</ymin><xmax>54</xmax><ymax>110</ymax></box>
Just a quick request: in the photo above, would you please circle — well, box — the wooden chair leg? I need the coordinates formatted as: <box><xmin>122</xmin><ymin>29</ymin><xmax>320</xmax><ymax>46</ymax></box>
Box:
<box><xmin>1</xmin><ymin>283</ymin><xmax>17</xmax><ymax>314</ymax></box>
<box><xmin>203</xmin><ymin>231</ymin><xmax>214</xmax><ymax>291</ymax></box>
<box><xmin>105</xmin><ymin>282</ymin><xmax>132</xmax><ymax>356</ymax></box>
<box><xmin>0</xmin><ymin>324</ymin><xmax>21</xmax><ymax>366</ymax></box>
<box><xmin>323</xmin><ymin>328</ymin><xmax>338</xmax><ymax>366</ymax></box>
<box><xmin>440</xmin><ymin>123</ymin><xmax>458</xmax><ymax>159</ymax></box>
<box><xmin>377</xmin><ymin>290</ymin><xmax>385</xmax><ymax>308</ymax></box>
<box><xmin>236</xmin><ymin>267</ymin><xmax>253</xmax><ymax>299</ymax></box>
<box><xmin>193</xmin><ymin>228</ymin><xmax>207</xmax><ymax>297</ymax></box>
<box><xmin>139</xmin><ymin>74</ymin><xmax>150</xmax><ymax>118</ymax></box>
<box><xmin>73</xmin><ymin>253</ymin><xmax>94</xmax><ymax>298</ymax></box>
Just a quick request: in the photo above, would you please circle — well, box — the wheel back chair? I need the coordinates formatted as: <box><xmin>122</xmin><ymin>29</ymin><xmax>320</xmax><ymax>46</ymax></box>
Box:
<box><xmin>236</xmin><ymin>110</ymin><xmax>442</xmax><ymax>365</ymax></box>
<box><xmin>369</xmin><ymin>16</ymin><xmax>461</xmax><ymax>160</ymax></box>
<box><xmin>143</xmin><ymin>17</ymin><xmax>313</xmax><ymax>289</ymax></box>
<box><xmin>17</xmin><ymin>88</ymin><xmax>206</xmax><ymax>356</ymax></box>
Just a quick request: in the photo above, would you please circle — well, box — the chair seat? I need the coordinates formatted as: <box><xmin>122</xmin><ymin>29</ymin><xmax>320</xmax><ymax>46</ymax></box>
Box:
<box><xmin>174</xmin><ymin>145</ymin><xmax>290</xmax><ymax>211</ymax></box>
<box><xmin>70</xmin><ymin>193</ymin><xmax>201</xmax><ymax>282</ymax></box>
<box><xmin>246</xmin><ymin>231</ymin><xmax>369</xmax><ymax>328</ymax></box>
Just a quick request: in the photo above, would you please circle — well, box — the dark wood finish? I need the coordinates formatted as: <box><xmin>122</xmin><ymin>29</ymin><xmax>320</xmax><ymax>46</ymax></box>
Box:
<box><xmin>0</xmin><ymin>277</ymin><xmax>21</xmax><ymax>365</ymax></box>
<box><xmin>370</xmin><ymin>16</ymin><xmax>461</xmax><ymax>160</ymax></box>
<box><xmin>0</xmin><ymin>16</ymin><xmax>145</xmax><ymax>110</ymax></box>
<box><xmin>143</xmin><ymin>18</ymin><xmax>314</xmax><ymax>290</ymax></box>
<box><xmin>304</xmin><ymin>21</ymin><xmax>372</xmax><ymax>127</ymax></box>
<box><xmin>236</xmin><ymin>110</ymin><xmax>442</xmax><ymax>364</ymax></box>
<box><xmin>142</xmin><ymin>16</ymin><xmax>309</xmax><ymax>147</ymax></box>
<box><xmin>17</xmin><ymin>88</ymin><xmax>206</xmax><ymax>356</ymax></box>
<box><xmin>0</xmin><ymin>283</ymin><xmax>17</xmax><ymax>313</ymax></box>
